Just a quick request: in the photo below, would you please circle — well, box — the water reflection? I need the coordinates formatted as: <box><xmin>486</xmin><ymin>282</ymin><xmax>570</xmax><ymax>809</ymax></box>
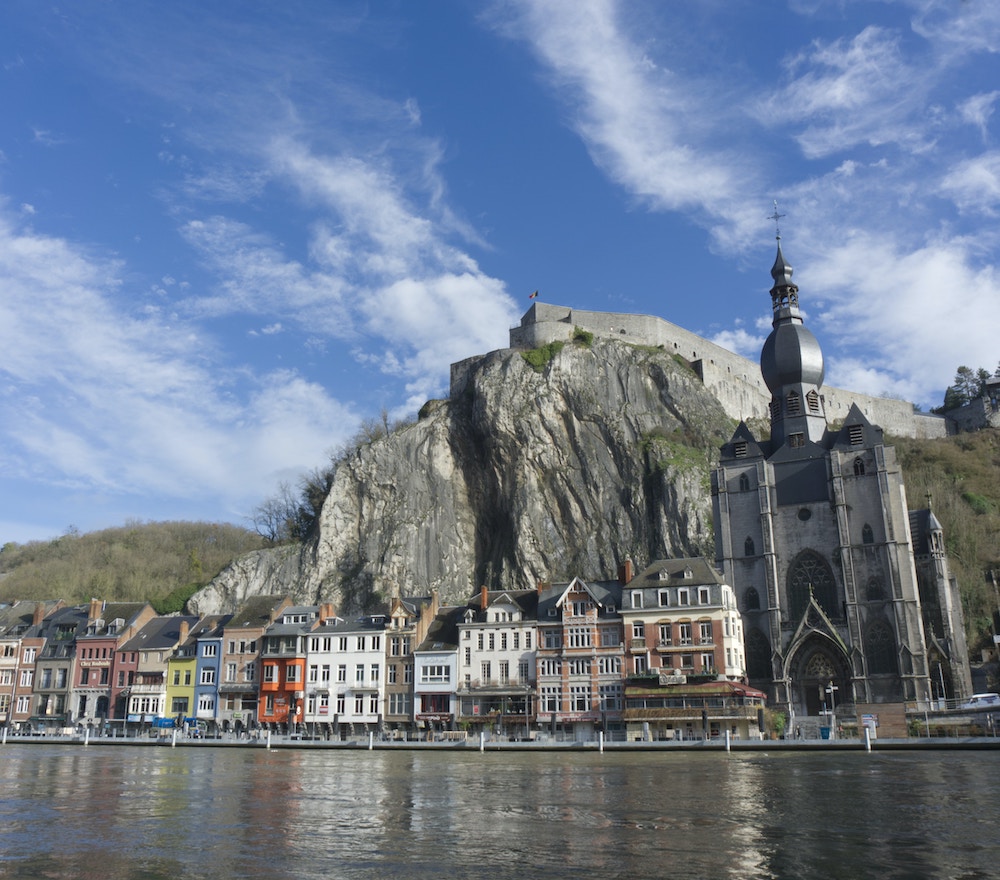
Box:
<box><xmin>0</xmin><ymin>746</ymin><xmax>997</xmax><ymax>879</ymax></box>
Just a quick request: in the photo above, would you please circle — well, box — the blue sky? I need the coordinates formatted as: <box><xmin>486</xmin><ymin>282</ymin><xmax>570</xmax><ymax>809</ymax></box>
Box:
<box><xmin>2</xmin><ymin>0</ymin><xmax>999</xmax><ymax>544</ymax></box>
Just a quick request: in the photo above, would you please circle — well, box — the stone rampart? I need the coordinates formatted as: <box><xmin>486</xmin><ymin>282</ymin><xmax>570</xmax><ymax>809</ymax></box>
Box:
<box><xmin>500</xmin><ymin>302</ymin><xmax>948</xmax><ymax>440</ymax></box>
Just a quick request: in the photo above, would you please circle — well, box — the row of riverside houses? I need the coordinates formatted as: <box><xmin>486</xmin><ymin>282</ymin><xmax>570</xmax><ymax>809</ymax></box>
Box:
<box><xmin>0</xmin><ymin>558</ymin><xmax>768</xmax><ymax>742</ymax></box>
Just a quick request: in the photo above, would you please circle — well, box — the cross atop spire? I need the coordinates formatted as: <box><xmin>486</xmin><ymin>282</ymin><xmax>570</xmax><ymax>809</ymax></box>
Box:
<box><xmin>768</xmin><ymin>200</ymin><xmax>785</xmax><ymax>239</ymax></box>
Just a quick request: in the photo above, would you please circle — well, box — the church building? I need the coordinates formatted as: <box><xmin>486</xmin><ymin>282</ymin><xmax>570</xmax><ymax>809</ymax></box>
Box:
<box><xmin>712</xmin><ymin>237</ymin><xmax>972</xmax><ymax>726</ymax></box>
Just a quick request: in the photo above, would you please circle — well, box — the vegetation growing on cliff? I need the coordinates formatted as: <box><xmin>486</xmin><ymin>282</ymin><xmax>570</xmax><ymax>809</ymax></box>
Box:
<box><xmin>0</xmin><ymin>521</ymin><xmax>266</xmax><ymax>609</ymax></box>
<box><xmin>893</xmin><ymin>428</ymin><xmax>1000</xmax><ymax>653</ymax></box>
<box><xmin>521</xmin><ymin>340</ymin><xmax>566</xmax><ymax>372</ymax></box>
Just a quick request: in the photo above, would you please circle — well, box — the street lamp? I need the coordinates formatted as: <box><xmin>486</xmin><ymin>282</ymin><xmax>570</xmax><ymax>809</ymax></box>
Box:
<box><xmin>826</xmin><ymin>681</ymin><xmax>838</xmax><ymax>740</ymax></box>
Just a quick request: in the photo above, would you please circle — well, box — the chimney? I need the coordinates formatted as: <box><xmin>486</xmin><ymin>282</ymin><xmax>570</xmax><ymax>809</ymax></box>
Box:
<box><xmin>619</xmin><ymin>558</ymin><xmax>635</xmax><ymax>585</ymax></box>
<box><xmin>178</xmin><ymin>620</ymin><xmax>190</xmax><ymax>644</ymax></box>
<box><xmin>33</xmin><ymin>603</ymin><xmax>45</xmax><ymax>626</ymax></box>
<box><xmin>536</xmin><ymin>580</ymin><xmax>550</xmax><ymax>595</ymax></box>
<box><xmin>89</xmin><ymin>598</ymin><xmax>101</xmax><ymax>622</ymax></box>
<box><xmin>480</xmin><ymin>586</ymin><xmax>489</xmax><ymax>611</ymax></box>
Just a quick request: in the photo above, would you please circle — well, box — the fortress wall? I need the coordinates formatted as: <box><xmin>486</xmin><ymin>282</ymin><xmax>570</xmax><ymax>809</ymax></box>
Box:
<box><xmin>497</xmin><ymin>302</ymin><xmax>950</xmax><ymax>440</ymax></box>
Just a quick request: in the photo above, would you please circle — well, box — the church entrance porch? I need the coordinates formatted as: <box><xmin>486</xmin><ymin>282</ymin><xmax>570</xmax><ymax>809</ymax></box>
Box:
<box><xmin>786</xmin><ymin>638</ymin><xmax>851</xmax><ymax>736</ymax></box>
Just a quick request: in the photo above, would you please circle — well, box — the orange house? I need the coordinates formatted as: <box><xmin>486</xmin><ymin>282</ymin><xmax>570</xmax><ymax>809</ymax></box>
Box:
<box><xmin>257</xmin><ymin>605</ymin><xmax>330</xmax><ymax>730</ymax></box>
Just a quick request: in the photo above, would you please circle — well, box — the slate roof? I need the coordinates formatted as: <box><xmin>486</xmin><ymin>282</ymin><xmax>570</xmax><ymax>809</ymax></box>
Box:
<box><xmin>414</xmin><ymin>606</ymin><xmax>463</xmax><ymax>652</ymax></box>
<box><xmin>120</xmin><ymin>615</ymin><xmax>200</xmax><ymax>652</ymax></box>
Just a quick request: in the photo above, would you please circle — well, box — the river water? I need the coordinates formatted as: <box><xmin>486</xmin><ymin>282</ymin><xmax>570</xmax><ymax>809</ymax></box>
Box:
<box><xmin>0</xmin><ymin>744</ymin><xmax>996</xmax><ymax>879</ymax></box>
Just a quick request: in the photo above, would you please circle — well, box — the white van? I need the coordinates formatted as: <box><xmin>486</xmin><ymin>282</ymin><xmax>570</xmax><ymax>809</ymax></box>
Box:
<box><xmin>961</xmin><ymin>693</ymin><xmax>1000</xmax><ymax>709</ymax></box>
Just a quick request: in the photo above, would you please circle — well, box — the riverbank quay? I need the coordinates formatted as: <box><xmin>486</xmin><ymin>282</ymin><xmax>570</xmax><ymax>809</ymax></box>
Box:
<box><xmin>3</xmin><ymin>729</ymin><xmax>999</xmax><ymax>752</ymax></box>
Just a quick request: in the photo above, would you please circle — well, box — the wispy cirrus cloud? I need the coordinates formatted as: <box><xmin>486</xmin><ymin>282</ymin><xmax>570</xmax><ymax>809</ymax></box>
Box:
<box><xmin>0</xmin><ymin>203</ymin><xmax>357</xmax><ymax>513</ymax></box>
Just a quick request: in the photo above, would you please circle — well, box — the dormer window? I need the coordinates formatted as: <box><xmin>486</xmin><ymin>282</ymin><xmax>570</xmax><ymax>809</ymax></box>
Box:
<box><xmin>630</xmin><ymin>591</ymin><xmax>643</xmax><ymax>609</ymax></box>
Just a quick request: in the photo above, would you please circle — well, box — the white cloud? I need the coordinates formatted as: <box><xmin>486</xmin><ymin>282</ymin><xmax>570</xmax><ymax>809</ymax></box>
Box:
<box><xmin>807</xmin><ymin>235</ymin><xmax>1000</xmax><ymax>406</ymax></box>
<box><xmin>939</xmin><ymin>152</ymin><xmax>1000</xmax><ymax>214</ymax></box>
<box><xmin>958</xmin><ymin>91</ymin><xmax>1000</xmax><ymax>142</ymax></box>
<box><xmin>756</xmin><ymin>27</ymin><xmax>931</xmax><ymax>158</ymax></box>
<box><xmin>0</xmin><ymin>203</ymin><xmax>357</xmax><ymax>512</ymax></box>
<box><xmin>503</xmin><ymin>0</ymin><xmax>755</xmax><ymax>219</ymax></box>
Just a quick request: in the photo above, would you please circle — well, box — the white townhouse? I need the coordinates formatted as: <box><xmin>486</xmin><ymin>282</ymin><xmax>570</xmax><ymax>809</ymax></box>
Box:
<box><xmin>456</xmin><ymin>588</ymin><xmax>538</xmax><ymax>738</ymax></box>
<box><xmin>303</xmin><ymin>613</ymin><xmax>389</xmax><ymax>738</ymax></box>
<box><xmin>412</xmin><ymin>606</ymin><xmax>463</xmax><ymax>735</ymax></box>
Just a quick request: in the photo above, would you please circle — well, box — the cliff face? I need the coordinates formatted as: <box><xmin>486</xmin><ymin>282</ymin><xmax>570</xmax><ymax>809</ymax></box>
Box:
<box><xmin>190</xmin><ymin>339</ymin><xmax>735</xmax><ymax>615</ymax></box>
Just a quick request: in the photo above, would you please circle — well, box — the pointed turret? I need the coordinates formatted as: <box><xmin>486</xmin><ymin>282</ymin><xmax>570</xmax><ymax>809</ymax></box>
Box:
<box><xmin>759</xmin><ymin>235</ymin><xmax>827</xmax><ymax>447</ymax></box>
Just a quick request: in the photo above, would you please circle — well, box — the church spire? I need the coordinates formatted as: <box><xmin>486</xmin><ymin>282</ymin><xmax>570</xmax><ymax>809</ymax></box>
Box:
<box><xmin>759</xmin><ymin>205</ymin><xmax>827</xmax><ymax>447</ymax></box>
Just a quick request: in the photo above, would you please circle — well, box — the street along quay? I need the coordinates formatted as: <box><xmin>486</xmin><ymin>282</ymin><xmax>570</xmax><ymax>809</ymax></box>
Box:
<box><xmin>4</xmin><ymin>726</ymin><xmax>1000</xmax><ymax>752</ymax></box>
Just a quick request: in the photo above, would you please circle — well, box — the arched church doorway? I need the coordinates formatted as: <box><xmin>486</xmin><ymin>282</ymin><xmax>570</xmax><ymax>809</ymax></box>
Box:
<box><xmin>787</xmin><ymin>638</ymin><xmax>849</xmax><ymax>719</ymax></box>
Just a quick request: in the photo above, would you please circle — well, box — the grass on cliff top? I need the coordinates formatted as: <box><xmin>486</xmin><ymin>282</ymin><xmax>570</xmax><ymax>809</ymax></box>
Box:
<box><xmin>520</xmin><ymin>328</ymin><xmax>594</xmax><ymax>372</ymax></box>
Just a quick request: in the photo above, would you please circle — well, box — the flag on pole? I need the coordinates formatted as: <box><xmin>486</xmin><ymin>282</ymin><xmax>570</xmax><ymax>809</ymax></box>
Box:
<box><xmin>529</xmin><ymin>290</ymin><xmax>538</xmax><ymax>299</ymax></box>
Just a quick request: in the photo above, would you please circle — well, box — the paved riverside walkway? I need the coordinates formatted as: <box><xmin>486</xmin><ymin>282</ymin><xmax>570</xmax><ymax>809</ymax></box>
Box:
<box><xmin>3</xmin><ymin>729</ymin><xmax>1000</xmax><ymax>752</ymax></box>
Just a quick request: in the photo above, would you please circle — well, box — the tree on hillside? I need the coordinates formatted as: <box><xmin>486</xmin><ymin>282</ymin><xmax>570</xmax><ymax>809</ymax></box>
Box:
<box><xmin>936</xmin><ymin>364</ymin><xmax>999</xmax><ymax>412</ymax></box>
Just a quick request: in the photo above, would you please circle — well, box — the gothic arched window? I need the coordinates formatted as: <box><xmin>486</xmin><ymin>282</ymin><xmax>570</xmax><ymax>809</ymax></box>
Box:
<box><xmin>853</xmin><ymin>456</ymin><xmax>865</xmax><ymax>476</ymax></box>
<box><xmin>738</xmin><ymin>473</ymin><xmax>750</xmax><ymax>492</ymax></box>
<box><xmin>744</xmin><ymin>536</ymin><xmax>755</xmax><ymax>557</ymax></box>
<box><xmin>866</xmin><ymin>621</ymin><xmax>897</xmax><ymax>675</ymax></box>
<box><xmin>866</xmin><ymin>577</ymin><xmax>885</xmax><ymax>601</ymax></box>
<box><xmin>746</xmin><ymin>628</ymin><xmax>772</xmax><ymax>681</ymax></box>
<box><xmin>787</xmin><ymin>550</ymin><xmax>837</xmax><ymax>620</ymax></box>
<box><xmin>862</xmin><ymin>523</ymin><xmax>874</xmax><ymax>545</ymax></box>
<box><xmin>744</xmin><ymin>587</ymin><xmax>761</xmax><ymax>611</ymax></box>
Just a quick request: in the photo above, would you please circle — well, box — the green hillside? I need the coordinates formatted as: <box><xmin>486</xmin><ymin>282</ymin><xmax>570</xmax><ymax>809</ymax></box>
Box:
<box><xmin>0</xmin><ymin>521</ymin><xmax>267</xmax><ymax>612</ymax></box>
<box><xmin>892</xmin><ymin>428</ymin><xmax>1000</xmax><ymax>655</ymax></box>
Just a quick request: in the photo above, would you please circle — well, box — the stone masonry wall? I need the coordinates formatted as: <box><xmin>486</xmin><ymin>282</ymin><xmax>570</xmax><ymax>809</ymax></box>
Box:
<box><xmin>499</xmin><ymin>302</ymin><xmax>948</xmax><ymax>441</ymax></box>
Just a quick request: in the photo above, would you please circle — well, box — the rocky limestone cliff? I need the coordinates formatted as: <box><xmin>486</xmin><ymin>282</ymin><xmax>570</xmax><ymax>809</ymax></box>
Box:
<box><xmin>190</xmin><ymin>339</ymin><xmax>735</xmax><ymax>616</ymax></box>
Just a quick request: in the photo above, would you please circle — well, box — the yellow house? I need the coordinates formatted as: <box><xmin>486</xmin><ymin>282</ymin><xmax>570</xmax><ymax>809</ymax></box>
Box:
<box><xmin>165</xmin><ymin>621</ymin><xmax>198</xmax><ymax>724</ymax></box>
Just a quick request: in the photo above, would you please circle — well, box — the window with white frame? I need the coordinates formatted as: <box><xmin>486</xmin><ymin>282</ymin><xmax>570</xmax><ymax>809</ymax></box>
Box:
<box><xmin>699</xmin><ymin>622</ymin><xmax>713</xmax><ymax>644</ymax></box>
<box><xmin>540</xmin><ymin>686</ymin><xmax>559</xmax><ymax>713</ymax></box>
<box><xmin>569</xmin><ymin>685</ymin><xmax>591</xmax><ymax>712</ymax></box>
<box><xmin>202</xmin><ymin>644</ymin><xmax>217</xmax><ymax>657</ymax></box>
<box><xmin>538</xmin><ymin>658</ymin><xmax>562</xmax><ymax>677</ymax></box>
<box><xmin>198</xmin><ymin>695</ymin><xmax>214</xmax><ymax>712</ymax></box>
<box><xmin>200</xmin><ymin>667</ymin><xmax>216</xmax><ymax>685</ymax></box>
<box><xmin>419</xmin><ymin>664</ymin><xmax>450</xmax><ymax>684</ymax></box>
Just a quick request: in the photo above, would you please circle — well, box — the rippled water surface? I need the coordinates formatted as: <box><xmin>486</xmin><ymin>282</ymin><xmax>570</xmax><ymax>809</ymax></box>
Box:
<box><xmin>0</xmin><ymin>745</ymin><xmax>997</xmax><ymax>879</ymax></box>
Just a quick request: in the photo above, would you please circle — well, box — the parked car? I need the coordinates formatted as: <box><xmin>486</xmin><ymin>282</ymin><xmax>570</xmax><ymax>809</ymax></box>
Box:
<box><xmin>961</xmin><ymin>693</ymin><xmax>1000</xmax><ymax>709</ymax></box>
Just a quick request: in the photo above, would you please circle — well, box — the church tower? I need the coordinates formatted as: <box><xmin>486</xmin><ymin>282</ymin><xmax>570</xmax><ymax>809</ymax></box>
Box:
<box><xmin>711</xmin><ymin>233</ymin><xmax>972</xmax><ymax>727</ymax></box>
